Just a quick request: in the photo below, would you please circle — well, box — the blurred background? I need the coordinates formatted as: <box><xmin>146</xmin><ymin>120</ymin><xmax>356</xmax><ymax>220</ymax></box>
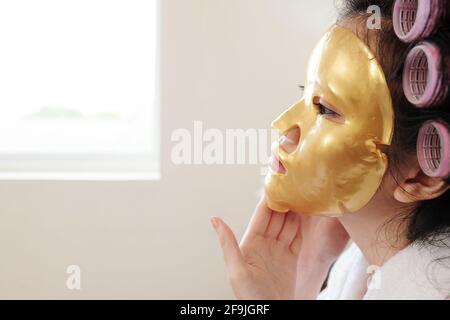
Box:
<box><xmin>0</xmin><ymin>0</ymin><xmax>335</xmax><ymax>299</ymax></box>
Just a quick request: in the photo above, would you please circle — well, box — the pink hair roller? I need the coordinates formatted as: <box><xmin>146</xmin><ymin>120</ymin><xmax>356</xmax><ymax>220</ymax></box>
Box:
<box><xmin>402</xmin><ymin>42</ymin><xmax>447</xmax><ymax>107</ymax></box>
<box><xmin>417</xmin><ymin>120</ymin><xmax>450</xmax><ymax>178</ymax></box>
<box><xmin>393</xmin><ymin>0</ymin><xmax>444</xmax><ymax>43</ymax></box>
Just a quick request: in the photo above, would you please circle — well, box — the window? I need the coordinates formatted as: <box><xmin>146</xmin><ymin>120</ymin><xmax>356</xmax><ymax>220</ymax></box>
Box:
<box><xmin>0</xmin><ymin>0</ymin><xmax>159</xmax><ymax>180</ymax></box>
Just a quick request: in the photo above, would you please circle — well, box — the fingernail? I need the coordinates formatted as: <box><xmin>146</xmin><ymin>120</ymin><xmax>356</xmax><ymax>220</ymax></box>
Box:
<box><xmin>211</xmin><ymin>217</ymin><xmax>219</xmax><ymax>230</ymax></box>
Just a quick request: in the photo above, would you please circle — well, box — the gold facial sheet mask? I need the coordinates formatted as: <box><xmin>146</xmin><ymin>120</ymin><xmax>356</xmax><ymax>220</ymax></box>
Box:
<box><xmin>264</xmin><ymin>25</ymin><xmax>394</xmax><ymax>217</ymax></box>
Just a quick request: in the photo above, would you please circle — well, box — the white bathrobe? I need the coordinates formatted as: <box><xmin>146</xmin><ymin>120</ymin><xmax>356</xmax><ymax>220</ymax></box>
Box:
<box><xmin>318</xmin><ymin>241</ymin><xmax>450</xmax><ymax>300</ymax></box>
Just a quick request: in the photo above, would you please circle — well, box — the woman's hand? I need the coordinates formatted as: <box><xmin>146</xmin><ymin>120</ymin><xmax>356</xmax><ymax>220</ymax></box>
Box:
<box><xmin>211</xmin><ymin>197</ymin><xmax>302</xmax><ymax>300</ymax></box>
<box><xmin>297</xmin><ymin>215</ymin><xmax>350</xmax><ymax>265</ymax></box>
<box><xmin>294</xmin><ymin>215</ymin><xmax>349</xmax><ymax>299</ymax></box>
<box><xmin>212</xmin><ymin>196</ymin><xmax>350</xmax><ymax>300</ymax></box>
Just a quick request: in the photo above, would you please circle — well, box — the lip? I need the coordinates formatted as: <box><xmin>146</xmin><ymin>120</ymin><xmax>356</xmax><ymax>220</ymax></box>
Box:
<box><xmin>269</xmin><ymin>152</ymin><xmax>286</xmax><ymax>175</ymax></box>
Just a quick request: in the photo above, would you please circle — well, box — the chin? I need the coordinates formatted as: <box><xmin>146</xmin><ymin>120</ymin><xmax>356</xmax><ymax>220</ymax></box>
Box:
<box><xmin>264</xmin><ymin>181</ymin><xmax>291</xmax><ymax>213</ymax></box>
<box><xmin>266</xmin><ymin>197</ymin><xmax>291</xmax><ymax>213</ymax></box>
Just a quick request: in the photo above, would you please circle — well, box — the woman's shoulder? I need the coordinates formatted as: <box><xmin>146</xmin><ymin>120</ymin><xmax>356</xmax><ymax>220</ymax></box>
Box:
<box><xmin>318</xmin><ymin>243</ymin><xmax>370</xmax><ymax>300</ymax></box>
<box><xmin>364</xmin><ymin>239</ymin><xmax>450</xmax><ymax>300</ymax></box>
<box><xmin>319</xmin><ymin>239</ymin><xmax>450</xmax><ymax>300</ymax></box>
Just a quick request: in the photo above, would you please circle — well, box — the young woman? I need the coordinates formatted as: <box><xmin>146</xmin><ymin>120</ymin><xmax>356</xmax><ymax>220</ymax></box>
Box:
<box><xmin>211</xmin><ymin>0</ymin><xmax>450</xmax><ymax>300</ymax></box>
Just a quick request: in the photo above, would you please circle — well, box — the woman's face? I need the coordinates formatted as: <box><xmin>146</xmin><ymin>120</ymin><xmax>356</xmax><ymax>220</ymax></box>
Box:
<box><xmin>264</xmin><ymin>25</ymin><xmax>394</xmax><ymax>217</ymax></box>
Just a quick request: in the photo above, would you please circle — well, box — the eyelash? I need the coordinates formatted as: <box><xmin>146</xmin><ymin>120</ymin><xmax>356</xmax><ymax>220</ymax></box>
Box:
<box><xmin>314</xmin><ymin>101</ymin><xmax>339</xmax><ymax>117</ymax></box>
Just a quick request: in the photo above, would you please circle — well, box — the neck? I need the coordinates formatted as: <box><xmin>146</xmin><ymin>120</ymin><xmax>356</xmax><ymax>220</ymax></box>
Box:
<box><xmin>338</xmin><ymin>194</ymin><xmax>410</xmax><ymax>267</ymax></box>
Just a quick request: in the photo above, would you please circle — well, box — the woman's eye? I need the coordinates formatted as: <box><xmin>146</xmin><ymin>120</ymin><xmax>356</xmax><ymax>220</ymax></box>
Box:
<box><xmin>316</xmin><ymin>103</ymin><xmax>338</xmax><ymax>116</ymax></box>
<box><xmin>312</xmin><ymin>98</ymin><xmax>345</xmax><ymax>123</ymax></box>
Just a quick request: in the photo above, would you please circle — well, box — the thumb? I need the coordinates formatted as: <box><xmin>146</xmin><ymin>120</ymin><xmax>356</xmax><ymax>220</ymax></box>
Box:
<box><xmin>211</xmin><ymin>217</ymin><xmax>245</xmax><ymax>273</ymax></box>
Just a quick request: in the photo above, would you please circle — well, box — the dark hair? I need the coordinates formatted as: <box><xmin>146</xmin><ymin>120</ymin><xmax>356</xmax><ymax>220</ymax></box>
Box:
<box><xmin>336</xmin><ymin>0</ymin><xmax>450</xmax><ymax>246</ymax></box>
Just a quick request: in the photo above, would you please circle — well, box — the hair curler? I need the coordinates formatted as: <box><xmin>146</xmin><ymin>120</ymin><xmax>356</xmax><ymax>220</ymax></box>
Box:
<box><xmin>402</xmin><ymin>42</ymin><xmax>447</xmax><ymax>107</ymax></box>
<box><xmin>393</xmin><ymin>0</ymin><xmax>445</xmax><ymax>43</ymax></box>
<box><xmin>417</xmin><ymin>120</ymin><xmax>450</xmax><ymax>178</ymax></box>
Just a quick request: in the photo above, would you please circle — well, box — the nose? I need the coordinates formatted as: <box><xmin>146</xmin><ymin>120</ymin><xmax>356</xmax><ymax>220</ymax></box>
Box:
<box><xmin>272</xmin><ymin>101</ymin><xmax>303</xmax><ymax>153</ymax></box>
<box><xmin>279</xmin><ymin>126</ymin><xmax>300</xmax><ymax>154</ymax></box>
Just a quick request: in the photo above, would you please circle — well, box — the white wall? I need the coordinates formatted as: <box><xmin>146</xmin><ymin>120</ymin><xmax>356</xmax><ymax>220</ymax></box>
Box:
<box><xmin>0</xmin><ymin>0</ymin><xmax>336</xmax><ymax>299</ymax></box>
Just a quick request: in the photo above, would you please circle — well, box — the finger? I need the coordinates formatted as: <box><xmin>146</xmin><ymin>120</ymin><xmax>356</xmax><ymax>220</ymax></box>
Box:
<box><xmin>211</xmin><ymin>217</ymin><xmax>245</xmax><ymax>272</ymax></box>
<box><xmin>265</xmin><ymin>211</ymin><xmax>287</xmax><ymax>239</ymax></box>
<box><xmin>289</xmin><ymin>221</ymin><xmax>303</xmax><ymax>255</ymax></box>
<box><xmin>277</xmin><ymin>212</ymin><xmax>300</xmax><ymax>245</ymax></box>
<box><xmin>246</xmin><ymin>196</ymin><xmax>273</xmax><ymax>237</ymax></box>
